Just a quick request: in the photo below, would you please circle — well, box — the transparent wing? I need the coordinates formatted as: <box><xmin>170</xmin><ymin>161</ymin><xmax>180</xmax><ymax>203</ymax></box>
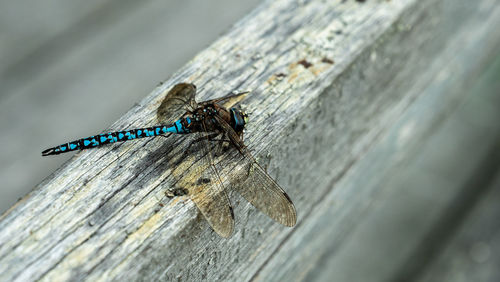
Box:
<box><xmin>157</xmin><ymin>83</ymin><xmax>198</xmax><ymax>124</ymax></box>
<box><xmin>173</xmin><ymin>122</ymin><xmax>234</xmax><ymax>237</ymax></box>
<box><xmin>200</xmin><ymin>91</ymin><xmax>249</xmax><ymax>109</ymax></box>
<box><xmin>214</xmin><ymin>115</ymin><xmax>297</xmax><ymax>227</ymax></box>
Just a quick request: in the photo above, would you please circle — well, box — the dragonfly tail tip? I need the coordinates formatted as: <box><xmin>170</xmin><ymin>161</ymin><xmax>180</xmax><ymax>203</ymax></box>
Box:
<box><xmin>41</xmin><ymin>148</ymin><xmax>56</xmax><ymax>156</ymax></box>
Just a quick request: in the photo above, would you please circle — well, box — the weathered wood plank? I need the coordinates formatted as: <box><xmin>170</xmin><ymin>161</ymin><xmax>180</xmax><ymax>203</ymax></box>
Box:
<box><xmin>1</xmin><ymin>0</ymin><xmax>500</xmax><ymax>281</ymax></box>
<box><xmin>281</xmin><ymin>52</ymin><xmax>500</xmax><ymax>282</ymax></box>
<box><xmin>412</xmin><ymin>53</ymin><xmax>500</xmax><ymax>282</ymax></box>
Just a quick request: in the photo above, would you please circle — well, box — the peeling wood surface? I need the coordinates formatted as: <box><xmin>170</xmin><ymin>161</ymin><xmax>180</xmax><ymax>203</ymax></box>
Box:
<box><xmin>1</xmin><ymin>0</ymin><xmax>500</xmax><ymax>281</ymax></box>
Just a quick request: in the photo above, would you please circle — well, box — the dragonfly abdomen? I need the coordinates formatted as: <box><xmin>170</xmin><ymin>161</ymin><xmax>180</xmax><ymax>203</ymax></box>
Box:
<box><xmin>42</xmin><ymin>118</ymin><xmax>191</xmax><ymax>156</ymax></box>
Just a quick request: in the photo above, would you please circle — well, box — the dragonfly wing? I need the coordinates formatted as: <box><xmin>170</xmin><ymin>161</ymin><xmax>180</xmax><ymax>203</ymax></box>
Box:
<box><xmin>157</xmin><ymin>83</ymin><xmax>198</xmax><ymax>124</ymax></box>
<box><xmin>235</xmin><ymin>159</ymin><xmax>297</xmax><ymax>226</ymax></box>
<box><xmin>200</xmin><ymin>91</ymin><xmax>249</xmax><ymax>109</ymax></box>
<box><xmin>214</xmin><ymin>115</ymin><xmax>297</xmax><ymax>227</ymax></box>
<box><xmin>189</xmin><ymin>168</ymin><xmax>235</xmax><ymax>238</ymax></box>
<box><xmin>177</xmin><ymin>123</ymin><xmax>234</xmax><ymax>237</ymax></box>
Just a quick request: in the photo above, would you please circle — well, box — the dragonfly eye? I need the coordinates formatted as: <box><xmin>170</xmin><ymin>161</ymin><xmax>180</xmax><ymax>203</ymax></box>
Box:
<box><xmin>230</xmin><ymin>108</ymin><xmax>247</xmax><ymax>132</ymax></box>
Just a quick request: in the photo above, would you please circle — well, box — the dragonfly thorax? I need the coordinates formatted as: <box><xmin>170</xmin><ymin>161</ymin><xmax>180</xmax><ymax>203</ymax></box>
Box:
<box><xmin>188</xmin><ymin>105</ymin><xmax>227</xmax><ymax>132</ymax></box>
<box><xmin>187</xmin><ymin>104</ymin><xmax>247</xmax><ymax>134</ymax></box>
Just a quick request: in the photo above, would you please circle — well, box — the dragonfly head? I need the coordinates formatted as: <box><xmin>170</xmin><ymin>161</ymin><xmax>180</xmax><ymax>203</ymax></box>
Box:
<box><xmin>230</xmin><ymin>108</ymin><xmax>248</xmax><ymax>132</ymax></box>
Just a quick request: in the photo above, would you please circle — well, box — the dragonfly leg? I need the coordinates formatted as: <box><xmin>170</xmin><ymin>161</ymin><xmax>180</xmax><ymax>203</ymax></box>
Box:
<box><xmin>183</xmin><ymin>133</ymin><xmax>232</xmax><ymax>160</ymax></box>
<box><xmin>192</xmin><ymin>133</ymin><xmax>219</xmax><ymax>144</ymax></box>
<box><xmin>179</xmin><ymin>133</ymin><xmax>221</xmax><ymax>159</ymax></box>
<box><xmin>207</xmin><ymin>131</ymin><xmax>231</xmax><ymax>143</ymax></box>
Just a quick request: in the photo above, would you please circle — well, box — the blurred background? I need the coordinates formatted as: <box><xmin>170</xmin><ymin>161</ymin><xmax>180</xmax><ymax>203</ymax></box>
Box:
<box><xmin>0</xmin><ymin>0</ymin><xmax>261</xmax><ymax>214</ymax></box>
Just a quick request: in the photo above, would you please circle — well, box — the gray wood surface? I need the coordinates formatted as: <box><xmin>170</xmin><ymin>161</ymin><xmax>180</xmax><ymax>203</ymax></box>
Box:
<box><xmin>1</xmin><ymin>0</ymin><xmax>500</xmax><ymax>281</ymax></box>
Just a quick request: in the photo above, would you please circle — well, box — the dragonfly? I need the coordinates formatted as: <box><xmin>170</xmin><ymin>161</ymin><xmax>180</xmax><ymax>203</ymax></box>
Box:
<box><xmin>42</xmin><ymin>83</ymin><xmax>296</xmax><ymax>237</ymax></box>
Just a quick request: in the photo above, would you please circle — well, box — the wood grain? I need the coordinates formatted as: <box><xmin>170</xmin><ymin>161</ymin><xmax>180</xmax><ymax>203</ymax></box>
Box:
<box><xmin>1</xmin><ymin>0</ymin><xmax>500</xmax><ymax>281</ymax></box>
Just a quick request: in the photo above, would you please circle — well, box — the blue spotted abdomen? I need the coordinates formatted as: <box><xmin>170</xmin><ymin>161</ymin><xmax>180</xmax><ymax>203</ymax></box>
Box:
<box><xmin>42</xmin><ymin>118</ymin><xmax>192</xmax><ymax>156</ymax></box>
